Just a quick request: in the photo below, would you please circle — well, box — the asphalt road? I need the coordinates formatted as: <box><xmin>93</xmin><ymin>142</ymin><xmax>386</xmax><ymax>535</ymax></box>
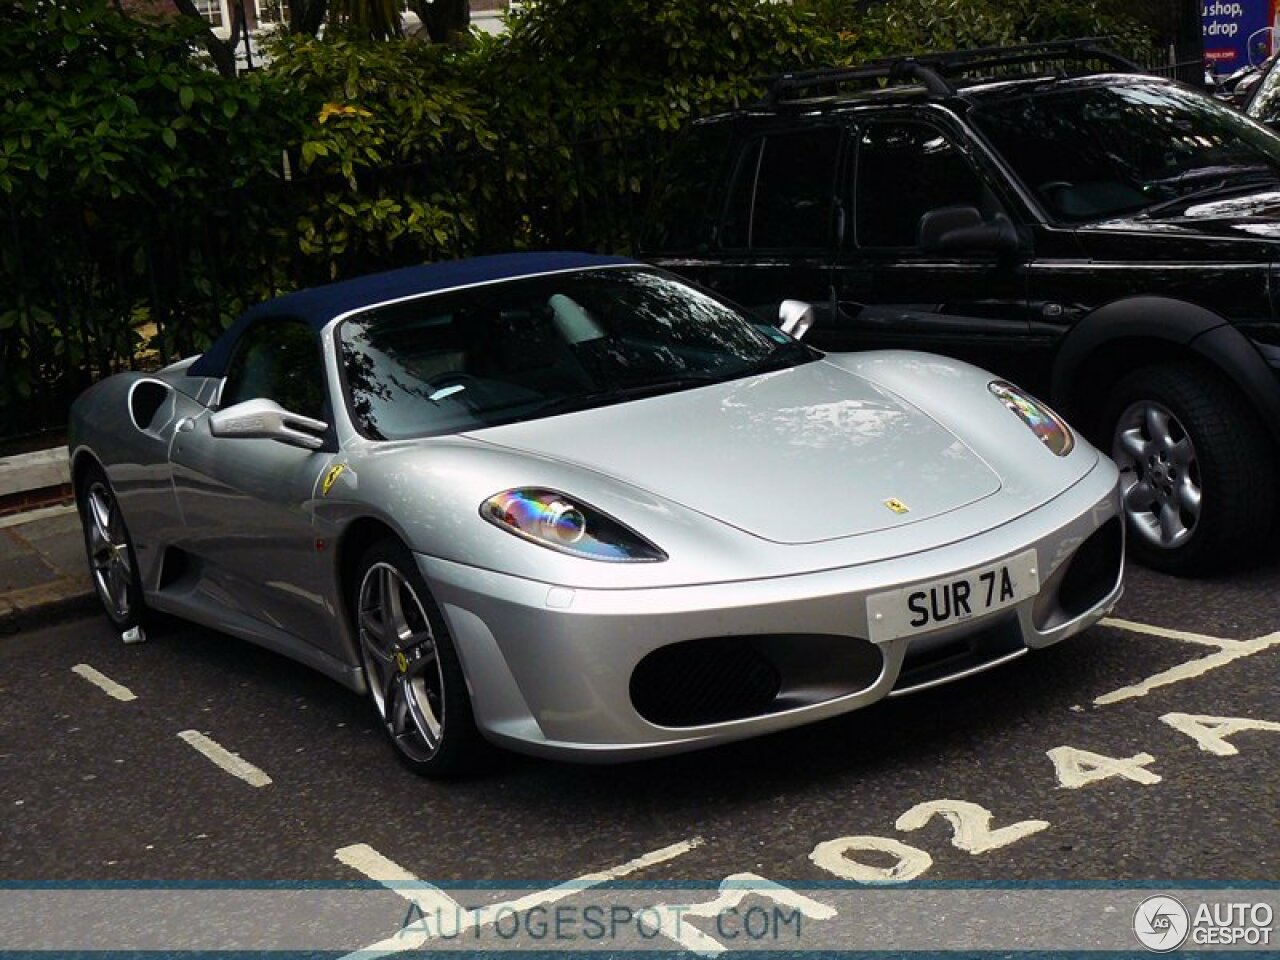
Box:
<box><xmin>2</xmin><ymin>556</ymin><xmax>1278</xmax><ymax>952</ymax></box>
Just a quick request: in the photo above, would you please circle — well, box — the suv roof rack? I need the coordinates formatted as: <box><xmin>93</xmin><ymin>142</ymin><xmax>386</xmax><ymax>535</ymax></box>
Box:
<box><xmin>761</xmin><ymin>38</ymin><xmax>1142</xmax><ymax>104</ymax></box>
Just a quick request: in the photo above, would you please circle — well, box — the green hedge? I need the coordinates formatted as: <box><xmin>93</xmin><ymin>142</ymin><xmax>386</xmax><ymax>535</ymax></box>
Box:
<box><xmin>0</xmin><ymin>0</ymin><xmax>1153</xmax><ymax>437</ymax></box>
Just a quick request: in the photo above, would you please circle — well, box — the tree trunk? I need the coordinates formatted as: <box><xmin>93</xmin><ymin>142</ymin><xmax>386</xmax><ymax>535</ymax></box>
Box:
<box><xmin>413</xmin><ymin>0</ymin><xmax>470</xmax><ymax>44</ymax></box>
<box><xmin>170</xmin><ymin>0</ymin><xmax>238</xmax><ymax>77</ymax></box>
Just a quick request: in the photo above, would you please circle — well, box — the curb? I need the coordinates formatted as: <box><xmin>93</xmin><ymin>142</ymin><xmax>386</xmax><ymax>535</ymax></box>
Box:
<box><xmin>0</xmin><ymin>447</ymin><xmax>68</xmax><ymax>498</ymax></box>
<box><xmin>0</xmin><ymin>584</ymin><xmax>100</xmax><ymax>635</ymax></box>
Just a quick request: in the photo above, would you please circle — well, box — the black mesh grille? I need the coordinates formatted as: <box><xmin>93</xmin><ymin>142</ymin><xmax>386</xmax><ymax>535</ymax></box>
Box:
<box><xmin>1059</xmin><ymin>517</ymin><xmax>1123</xmax><ymax>618</ymax></box>
<box><xmin>630</xmin><ymin>638</ymin><xmax>781</xmax><ymax>728</ymax></box>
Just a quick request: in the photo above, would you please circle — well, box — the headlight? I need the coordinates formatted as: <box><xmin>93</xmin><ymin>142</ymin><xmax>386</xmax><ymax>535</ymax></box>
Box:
<box><xmin>988</xmin><ymin>381</ymin><xmax>1074</xmax><ymax>456</ymax></box>
<box><xmin>480</xmin><ymin>489</ymin><xmax>667</xmax><ymax>562</ymax></box>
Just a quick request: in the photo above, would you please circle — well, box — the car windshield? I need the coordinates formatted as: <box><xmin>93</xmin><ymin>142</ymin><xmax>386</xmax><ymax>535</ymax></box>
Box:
<box><xmin>971</xmin><ymin>81</ymin><xmax>1280</xmax><ymax>223</ymax></box>
<box><xmin>337</xmin><ymin>267</ymin><xmax>816</xmax><ymax>440</ymax></box>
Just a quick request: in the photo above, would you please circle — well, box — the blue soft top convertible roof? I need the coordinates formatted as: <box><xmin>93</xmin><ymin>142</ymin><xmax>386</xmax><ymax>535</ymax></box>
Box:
<box><xmin>188</xmin><ymin>251</ymin><xmax>636</xmax><ymax>378</ymax></box>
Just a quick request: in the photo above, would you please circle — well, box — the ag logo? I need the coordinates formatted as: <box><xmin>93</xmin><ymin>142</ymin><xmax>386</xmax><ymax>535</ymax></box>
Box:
<box><xmin>1134</xmin><ymin>895</ymin><xmax>1190</xmax><ymax>952</ymax></box>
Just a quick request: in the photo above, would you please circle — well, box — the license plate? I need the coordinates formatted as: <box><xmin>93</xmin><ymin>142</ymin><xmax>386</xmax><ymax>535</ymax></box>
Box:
<box><xmin>866</xmin><ymin>549</ymin><xmax>1040</xmax><ymax>644</ymax></box>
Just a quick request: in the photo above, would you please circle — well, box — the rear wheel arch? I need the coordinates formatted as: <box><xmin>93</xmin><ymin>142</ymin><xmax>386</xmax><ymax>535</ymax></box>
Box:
<box><xmin>71</xmin><ymin>449</ymin><xmax>106</xmax><ymax>498</ymax></box>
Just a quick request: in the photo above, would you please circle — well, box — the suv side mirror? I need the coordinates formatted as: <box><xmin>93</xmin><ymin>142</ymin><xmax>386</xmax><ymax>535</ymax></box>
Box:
<box><xmin>209</xmin><ymin>398</ymin><xmax>328</xmax><ymax>450</ymax></box>
<box><xmin>918</xmin><ymin>205</ymin><xmax>1018</xmax><ymax>256</ymax></box>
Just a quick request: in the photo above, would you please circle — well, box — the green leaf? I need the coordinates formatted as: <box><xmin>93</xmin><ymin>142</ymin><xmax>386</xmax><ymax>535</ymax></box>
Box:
<box><xmin>222</xmin><ymin>100</ymin><xmax>239</xmax><ymax>119</ymax></box>
<box><xmin>161</xmin><ymin>127</ymin><xmax>177</xmax><ymax>149</ymax></box>
<box><xmin>179</xmin><ymin>86</ymin><xmax>194</xmax><ymax>111</ymax></box>
<box><xmin>63</xmin><ymin>34</ymin><xmax>80</xmax><ymax>53</ymax></box>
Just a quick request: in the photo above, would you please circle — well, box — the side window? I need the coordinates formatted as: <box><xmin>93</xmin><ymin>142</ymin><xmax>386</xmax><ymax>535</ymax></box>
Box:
<box><xmin>220</xmin><ymin>319</ymin><xmax>325</xmax><ymax>421</ymax></box>
<box><xmin>721</xmin><ymin>127</ymin><xmax>841</xmax><ymax>251</ymax></box>
<box><xmin>855</xmin><ymin>122</ymin><xmax>989</xmax><ymax>249</ymax></box>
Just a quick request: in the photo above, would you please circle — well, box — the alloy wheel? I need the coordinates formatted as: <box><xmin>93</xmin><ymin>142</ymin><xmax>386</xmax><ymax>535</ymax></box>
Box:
<box><xmin>1111</xmin><ymin>400</ymin><xmax>1202</xmax><ymax>551</ymax></box>
<box><xmin>85</xmin><ymin>480</ymin><xmax>134</xmax><ymax>622</ymax></box>
<box><xmin>356</xmin><ymin>562</ymin><xmax>447</xmax><ymax>763</ymax></box>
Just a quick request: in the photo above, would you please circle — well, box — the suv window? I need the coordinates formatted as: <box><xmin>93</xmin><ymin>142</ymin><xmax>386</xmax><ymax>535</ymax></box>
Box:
<box><xmin>854</xmin><ymin>121</ymin><xmax>988</xmax><ymax>248</ymax></box>
<box><xmin>721</xmin><ymin>127</ymin><xmax>841</xmax><ymax>251</ymax></box>
<box><xmin>221</xmin><ymin>319</ymin><xmax>325</xmax><ymax>420</ymax></box>
<box><xmin>973</xmin><ymin>83</ymin><xmax>1280</xmax><ymax>222</ymax></box>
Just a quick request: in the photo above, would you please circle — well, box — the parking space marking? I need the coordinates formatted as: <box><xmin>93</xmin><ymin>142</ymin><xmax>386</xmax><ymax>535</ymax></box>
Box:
<box><xmin>336</xmin><ymin>837</ymin><xmax>702</xmax><ymax>957</ymax></box>
<box><xmin>1161</xmin><ymin>711</ymin><xmax>1280</xmax><ymax>756</ymax></box>
<box><xmin>70</xmin><ymin>664</ymin><xmax>136</xmax><ymax>702</ymax></box>
<box><xmin>335</xmin><ymin>844</ymin><xmax>461</xmax><ymax>917</ymax></box>
<box><xmin>1099</xmin><ymin>617</ymin><xmax>1231</xmax><ymax>647</ymax></box>
<box><xmin>176</xmin><ymin>730</ymin><xmax>272</xmax><ymax>788</ymax></box>
<box><xmin>1093</xmin><ymin>629</ymin><xmax>1280</xmax><ymax>707</ymax></box>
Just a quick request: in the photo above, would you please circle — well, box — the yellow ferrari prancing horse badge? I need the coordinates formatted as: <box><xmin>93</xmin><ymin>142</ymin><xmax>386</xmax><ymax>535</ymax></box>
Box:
<box><xmin>321</xmin><ymin>463</ymin><xmax>347</xmax><ymax>497</ymax></box>
<box><xmin>884</xmin><ymin>497</ymin><xmax>910</xmax><ymax>514</ymax></box>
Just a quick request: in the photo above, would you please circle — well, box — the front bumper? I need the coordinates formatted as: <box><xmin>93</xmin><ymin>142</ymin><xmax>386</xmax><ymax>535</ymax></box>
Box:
<box><xmin>420</xmin><ymin>460</ymin><xmax>1122</xmax><ymax>761</ymax></box>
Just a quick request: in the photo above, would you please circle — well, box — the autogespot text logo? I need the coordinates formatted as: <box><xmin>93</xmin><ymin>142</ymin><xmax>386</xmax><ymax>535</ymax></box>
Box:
<box><xmin>1134</xmin><ymin>895</ymin><xmax>1190</xmax><ymax>952</ymax></box>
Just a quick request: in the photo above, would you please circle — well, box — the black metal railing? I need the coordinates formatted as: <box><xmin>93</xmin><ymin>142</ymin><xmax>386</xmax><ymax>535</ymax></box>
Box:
<box><xmin>0</xmin><ymin>130</ymin><xmax>663</xmax><ymax>443</ymax></box>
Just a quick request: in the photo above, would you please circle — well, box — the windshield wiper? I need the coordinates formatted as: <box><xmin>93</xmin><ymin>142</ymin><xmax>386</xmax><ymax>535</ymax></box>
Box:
<box><xmin>529</xmin><ymin>374</ymin><xmax>723</xmax><ymax>418</ymax></box>
<box><xmin>749</xmin><ymin>338</ymin><xmax>821</xmax><ymax>375</ymax></box>
<box><xmin>1141</xmin><ymin>167</ymin><xmax>1280</xmax><ymax>216</ymax></box>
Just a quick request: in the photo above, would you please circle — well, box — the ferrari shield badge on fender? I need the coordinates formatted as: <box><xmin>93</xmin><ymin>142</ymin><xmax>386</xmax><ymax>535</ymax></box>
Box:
<box><xmin>884</xmin><ymin>498</ymin><xmax>910</xmax><ymax>514</ymax></box>
<box><xmin>321</xmin><ymin>462</ymin><xmax>347</xmax><ymax>497</ymax></box>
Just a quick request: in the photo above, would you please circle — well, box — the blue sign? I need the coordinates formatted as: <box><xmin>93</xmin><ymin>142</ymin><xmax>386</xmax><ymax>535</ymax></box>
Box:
<box><xmin>1203</xmin><ymin>0</ymin><xmax>1276</xmax><ymax>73</ymax></box>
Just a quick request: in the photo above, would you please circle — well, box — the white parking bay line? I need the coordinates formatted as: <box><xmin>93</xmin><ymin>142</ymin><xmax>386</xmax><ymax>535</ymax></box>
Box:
<box><xmin>335</xmin><ymin>843</ymin><xmax>462</xmax><ymax>918</ymax></box>
<box><xmin>71</xmin><ymin>664</ymin><xmax>137</xmax><ymax>702</ymax></box>
<box><xmin>1094</xmin><ymin>627</ymin><xmax>1280</xmax><ymax>707</ymax></box>
<box><xmin>336</xmin><ymin>837</ymin><xmax>703</xmax><ymax>958</ymax></box>
<box><xmin>1099</xmin><ymin>617</ymin><xmax>1232</xmax><ymax>647</ymax></box>
<box><xmin>176</xmin><ymin>730</ymin><xmax>272</xmax><ymax>788</ymax></box>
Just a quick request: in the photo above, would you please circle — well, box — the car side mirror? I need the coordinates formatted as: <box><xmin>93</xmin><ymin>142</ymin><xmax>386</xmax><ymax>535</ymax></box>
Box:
<box><xmin>778</xmin><ymin>299</ymin><xmax>818</xmax><ymax>340</ymax></box>
<box><xmin>918</xmin><ymin>205</ymin><xmax>1018</xmax><ymax>256</ymax></box>
<box><xmin>209</xmin><ymin>398</ymin><xmax>328</xmax><ymax>451</ymax></box>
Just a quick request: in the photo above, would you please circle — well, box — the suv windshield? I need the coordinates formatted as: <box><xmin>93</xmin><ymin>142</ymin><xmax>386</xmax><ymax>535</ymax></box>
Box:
<box><xmin>338</xmin><ymin>267</ymin><xmax>815</xmax><ymax>440</ymax></box>
<box><xmin>972</xmin><ymin>81</ymin><xmax>1280</xmax><ymax>222</ymax></box>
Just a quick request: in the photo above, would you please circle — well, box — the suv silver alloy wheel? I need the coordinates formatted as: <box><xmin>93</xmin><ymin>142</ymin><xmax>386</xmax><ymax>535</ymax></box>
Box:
<box><xmin>357</xmin><ymin>561</ymin><xmax>447</xmax><ymax>763</ymax></box>
<box><xmin>1111</xmin><ymin>400</ymin><xmax>1201</xmax><ymax>551</ymax></box>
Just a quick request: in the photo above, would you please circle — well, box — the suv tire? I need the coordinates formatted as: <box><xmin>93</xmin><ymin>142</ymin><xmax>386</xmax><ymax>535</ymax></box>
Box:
<box><xmin>1103</xmin><ymin>363</ymin><xmax>1276</xmax><ymax>576</ymax></box>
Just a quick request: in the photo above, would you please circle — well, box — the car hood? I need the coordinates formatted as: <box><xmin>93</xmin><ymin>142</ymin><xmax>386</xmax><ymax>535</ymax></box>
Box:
<box><xmin>1096</xmin><ymin>188</ymin><xmax>1280</xmax><ymax>244</ymax></box>
<box><xmin>461</xmin><ymin>360</ymin><xmax>1001</xmax><ymax>544</ymax></box>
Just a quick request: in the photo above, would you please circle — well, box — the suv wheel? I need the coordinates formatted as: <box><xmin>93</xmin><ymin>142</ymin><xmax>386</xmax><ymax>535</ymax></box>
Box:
<box><xmin>1104</xmin><ymin>364</ymin><xmax>1276</xmax><ymax>575</ymax></box>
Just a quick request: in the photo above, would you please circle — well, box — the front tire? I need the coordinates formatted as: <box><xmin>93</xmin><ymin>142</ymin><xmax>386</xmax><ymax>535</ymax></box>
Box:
<box><xmin>354</xmin><ymin>539</ymin><xmax>481</xmax><ymax>776</ymax></box>
<box><xmin>77</xmin><ymin>465</ymin><xmax>147</xmax><ymax>632</ymax></box>
<box><xmin>1104</xmin><ymin>364</ymin><xmax>1276</xmax><ymax>575</ymax></box>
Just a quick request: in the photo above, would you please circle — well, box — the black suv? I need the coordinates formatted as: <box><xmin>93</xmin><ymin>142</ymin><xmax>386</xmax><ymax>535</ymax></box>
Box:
<box><xmin>641</xmin><ymin>40</ymin><xmax>1280</xmax><ymax>575</ymax></box>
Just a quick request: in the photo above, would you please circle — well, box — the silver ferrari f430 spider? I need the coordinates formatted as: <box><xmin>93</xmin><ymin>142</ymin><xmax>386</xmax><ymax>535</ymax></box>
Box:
<box><xmin>70</xmin><ymin>253</ymin><xmax>1123</xmax><ymax>774</ymax></box>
